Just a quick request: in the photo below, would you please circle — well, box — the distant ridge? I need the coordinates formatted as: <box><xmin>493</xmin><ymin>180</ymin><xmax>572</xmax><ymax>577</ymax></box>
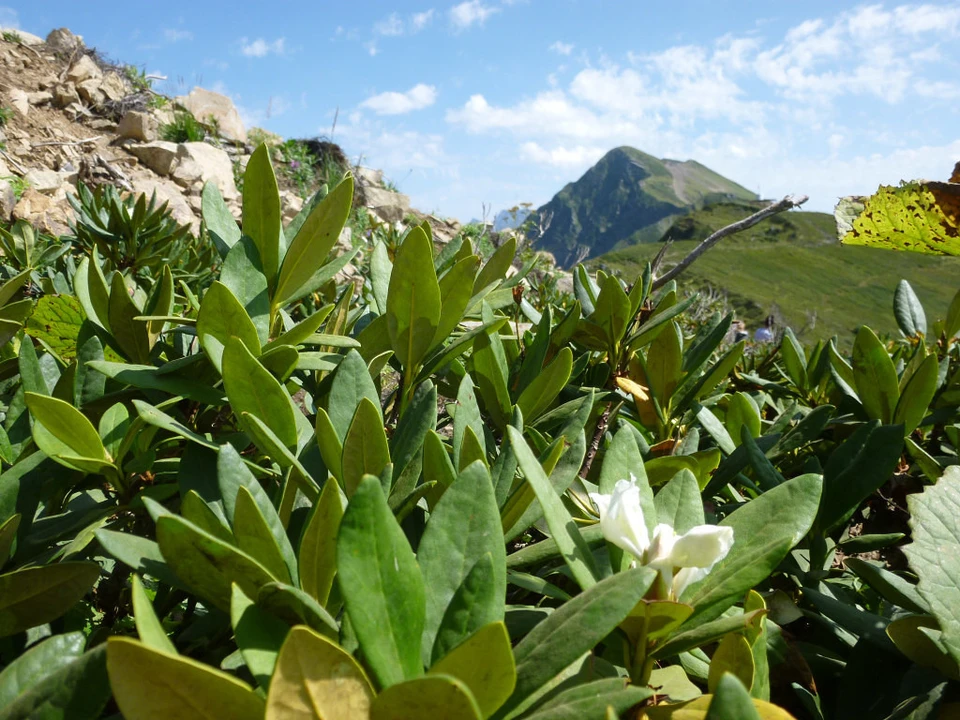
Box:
<box><xmin>532</xmin><ymin>146</ymin><xmax>756</xmax><ymax>267</ymax></box>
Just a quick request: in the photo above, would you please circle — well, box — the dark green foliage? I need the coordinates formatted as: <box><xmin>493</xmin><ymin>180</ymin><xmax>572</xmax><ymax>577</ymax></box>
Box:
<box><xmin>159</xmin><ymin>110</ymin><xmax>207</xmax><ymax>143</ymax></box>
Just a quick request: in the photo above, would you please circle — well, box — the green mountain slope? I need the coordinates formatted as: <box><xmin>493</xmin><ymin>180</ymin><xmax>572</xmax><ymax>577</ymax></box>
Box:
<box><xmin>590</xmin><ymin>202</ymin><xmax>960</xmax><ymax>343</ymax></box>
<box><xmin>533</xmin><ymin>147</ymin><xmax>757</xmax><ymax>267</ymax></box>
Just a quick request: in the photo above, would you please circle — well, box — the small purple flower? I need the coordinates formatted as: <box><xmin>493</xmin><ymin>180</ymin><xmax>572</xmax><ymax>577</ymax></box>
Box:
<box><xmin>289</xmin><ymin>160</ymin><xmax>301</xmax><ymax>170</ymax></box>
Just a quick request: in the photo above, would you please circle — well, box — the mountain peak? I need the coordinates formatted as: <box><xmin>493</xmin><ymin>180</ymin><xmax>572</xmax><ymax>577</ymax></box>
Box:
<box><xmin>533</xmin><ymin>146</ymin><xmax>757</xmax><ymax>267</ymax></box>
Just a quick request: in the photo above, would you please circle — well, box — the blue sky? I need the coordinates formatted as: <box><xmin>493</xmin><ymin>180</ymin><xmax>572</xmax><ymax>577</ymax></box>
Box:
<box><xmin>5</xmin><ymin>2</ymin><xmax>960</xmax><ymax>222</ymax></box>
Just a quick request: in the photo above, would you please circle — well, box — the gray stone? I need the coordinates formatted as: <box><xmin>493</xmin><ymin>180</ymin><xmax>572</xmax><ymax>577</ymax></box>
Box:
<box><xmin>100</xmin><ymin>72</ymin><xmax>127</xmax><ymax>102</ymax></box>
<box><xmin>0</xmin><ymin>27</ymin><xmax>43</xmax><ymax>46</ymax></box>
<box><xmin>117</xmin><ymin>111</ymin><xmax>157</xmax><ymax>142</ymax></box>
<box><xmin>23</xmin><ymin>169</ymin><xmax>62</xmax><ymax>194</ymax></box>
<box><xmin>176</xmin><ymin>87</ymin><xmax>246</xmax><ymax>143</ymax></box>
<box><xmin>0</xmin><ymin>180</ymin><xmax>15</xmax><ymax>222</ymax></box>
<box><xmin>66</xmin><ymin>55</ymin><xmax>101</xmax><ymax>85</ymax></box>
<box><xmin>127</xmin><ymin>141</ymin><xmax>180</xmax><ymax>176</ymax></box>
<box><xmin>364</xmin><ymin>186</ymin><xmax>411</xmax><ymax>223</ymax></box>
<box><xmin>76</xmin><ymin>79</ymin><xmax>105</xmax><ymax>106</ymax></box>
<box><xmin>45</xmin><ymin>28</ymin><xmax>83</xmax><ymax>53</ymax></box>
<box><xmin>280</xmin><ymin>191</ymin><xmax>303</xmax><ymax>224</ymax></box>
<box><xmin>172</xmin><ymin>142</ymin><xmax>238</xmax><ymax>200</ymax></box>
<box><xmin>52</xmin><ymin>83</ymin><xmax>79</xmax><ymax>108</ymax></box>
<box><xmin>27</xmin><ymin>91</ymin><xmax>52</xmax><ymax>106</ymax></box>
<box><xmin>355</xmin><ymin>166</ymin><xmax>383</xmax><ymax>187</ymax></box>
<box><xmin>7</xmin><ymin>88</ymin><xmax>28</xmax><ymax>116</ymax></box>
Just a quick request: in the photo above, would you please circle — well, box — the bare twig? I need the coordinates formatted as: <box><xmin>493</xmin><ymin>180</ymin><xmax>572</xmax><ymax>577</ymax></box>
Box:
<box><xmin>580</xmin><ymin>402</ymin><xmax>614</xmax><ymax>479</ymax></box>
<box><xmin>652</xmin><ymin>194</ymin><xmax>808</xmax><ymax>290</ymax></box>
<box><xmin>0</xmin><ymin>150</ymin><xmax>27</xmax><ymax>175</ymax></box>
<box><xmin>649</xmin><ymin>238</ymin><xmax>673</xmax><ymax>278</ymax></box>
<box><xmin>31</xmin><ymin>135</ymin><xmax>103</xmax><ymax>149</ymax></box>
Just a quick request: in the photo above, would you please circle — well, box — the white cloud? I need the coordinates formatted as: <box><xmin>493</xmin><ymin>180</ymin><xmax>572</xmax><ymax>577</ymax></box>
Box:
<box><xmin>520</xmin><ymin>142</ymin><xmax>606</xmax><ymax>167</ymax></box>
<box><xmin>412</xmin><ymin>9</ymin><xmax>436</xmax><ymax>30</ymax></box>
<box><xmin>240</xmin><ymin>37</ymin><xmax>286</xmax><ymax>58</ymax></box>
<box><xmin>164</xmin><ymin>28</ymin><xmax>193</xmax><ymax>43</ymax></box>
<box><xmin>374</xmin><ymin>13</ymin><xmax>405</xmax><ymax>36</ymax></box>
<box><xmin>550</xmin><ymin>41</ymin><xmax>574</xmax><ymax>56</ymax></box>
<box><xmin>365</xmin><ymin>41</ymin><xmax>379</xmax><ymax>56</ymax></box>
<box><xmin>449</xmin><ymin>1</ymin><xmax>500</xmax><ymax>30</ymax></box>
<box><xmin>361</xmin><ymin>84</ymin><xmax>438</xmax><ymax>114</ymax></box>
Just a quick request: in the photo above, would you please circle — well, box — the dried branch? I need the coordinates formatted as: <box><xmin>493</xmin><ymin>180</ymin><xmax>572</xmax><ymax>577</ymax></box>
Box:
<box><xmin>652</xmin><ymin>194</ymin><xmax>809</xmax><ymax>290</ymax></box>
<box><xmin>31</xmin><ymin>135</ymin><xmax>103</xmax><ymax>149</ymax></box>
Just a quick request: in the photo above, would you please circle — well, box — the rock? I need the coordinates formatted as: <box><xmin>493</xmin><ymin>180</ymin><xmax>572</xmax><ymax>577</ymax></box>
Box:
<box><xmin>280</xmin><ymin>192</ymin><xmax>303</xmax><ymax>224</ymax></box>
<box><xmin>131</xmin><ymin>177</ymin><xmax>199</xmax><ymax>233</ymax></box>
<box><xmin>52</xmin><ymin>83</ymin><xmax>79</xmax><ymax>108</ymax></box>
<box><xmin>23</xmin><ymin>169</ymin><xmax>62</xmax><ymax>194</ymax></box>
<box><xmin>176</xmin><ymin>87</ymin><xmax>246</xmax><ymax>143</ymax></box>
<box><xmin>151</xmin><ymin>106</ymin><xmax>176</xmax><ymax>127</ymax></box>
<box><xmin>336</xmin><ymin>226</ymin><xmax>352</xmax><ymax>251</ymax></box>
<box><xmin>76</xmin><ymin>79</ymin><xmax>105</xmax><ymax>106</ymax></box>
<box><xmin>172</xmin><ymin>142</ymin><xmax>238</xmax><ymax>200</ymax></box>
<box><xmin>364</xmin><ymin>186</ymin><xmax>411</xmax><ymax>223</ymax></box>
<box><xmin>0</xmin><ymin>27</ymin><xmax>43</xmax><ymax>46</ymax></box>
<box><xmin>117</xmin><ymin>111</ymin><xmax>158</xmax><ymax>142</ymax></box>
<box><xmin>100</xmin><ymin>72</ymin><xmax>127</xmax><ymax>102</ymax></box>
<box><xmin>0</xmin><ymin>180</ymin><xmax>16</xmax><ymax>221</ymax></box>
<box><xmin>45</xmin><ymin>28</ymin><xmax>83</xmax><ymax>53</ymax></box>
<box><xmin>248</xmin><ymin>127</ymin><xmax>283</xmax><ymax>148</ymax></box>
<box><xmin>6</xmin><ymin>88</ymin><xmax>28</xmax><ymax>116</ymax></box>
<box><xmin>11</xmin><ymin>187</ymin><xmax>73</xmax><ymax>235</ymax></box>
<box><xmin>127</xmin><ymin>141</ymin><xmax>180</xmax><ymax>176</ymax></box>
<box><xmin>66</xmin><ymin>55</ymin><xmax>101</xmax><ymax>85</ymax></box>
<box><xmin>27</xmin><ymin>91</ymin><xmax>52</xmax><ymax>106</ymax></box>
<box><xmin>86</xmin><ymin>118</ymin><xmax>117</xmax><ymax>131</ymax></box>
<box><xmin>355</xmin><ymin>166</ymin><xmax>383</xmax><ymax>187</ymax></box>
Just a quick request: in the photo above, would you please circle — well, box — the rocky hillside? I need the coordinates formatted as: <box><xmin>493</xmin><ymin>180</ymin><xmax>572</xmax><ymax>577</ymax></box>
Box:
<box><xmin>0</xmin><ymin>27</ymin><xmax>461</xmax><ymax>264</ymax></box>
<box><xmin>532</xmin><ymin>146</ymin><xmax>756</xmax><ymax>267</ymax></box>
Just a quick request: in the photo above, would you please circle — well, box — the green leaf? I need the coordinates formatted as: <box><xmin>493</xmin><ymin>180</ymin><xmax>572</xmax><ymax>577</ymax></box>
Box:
<box><xmin>108</xmin><ymin>272</ymin><xmax>150</xmax><ymax>363</ymax></box>
<box><xmin>0</xmin><ymin>642</ymin><xmax>110</xmax><ymax>720</ymax></box>
<box><xmin>726</xmin><ymin>393</ymin><xmax>761</xmax><ymax>448</ymax></box>
<box><xmin>429</xmin><ymin>622</ymin><xmax>516</xmax><ymax>718</ymax></box>
<box><xmin>314</xmin><ymin>408</ymin><xmax>343</xmax><ymax>481</ymax></box>
<box><xmin>25</xmin><ymin>294</ymin><xmax>84</xmax><ymax>363</ymax></box>
<box><xmin>654</xmin><ymin>470</ymin><xmax>704</xmax><ymax>534</ymax></box>
<box><xmin>0</xmin><ymin>562</ymin><xmax>100</xmax><ymax>637</ymax></box>
<box><xmin>342</xmin><ymin>398</ymin><xmax>392</xmax><ymax>497</ymax></box>
<box><xmin>682</xmin><ymin>474</ymin><xmax>822</xmax><ymax>623</ymax></box>
<box><xmin>894</xmin><ymin>279</ymin><xmax>927</xmax><ymax>337</ymax></box>
<box><xmin>328</xmin><ymin>348</ymin><xmax>381</xmax><ymax>441</ymax></box>
<box><xmin>434</xmin><ymin>256</ymin><xmax>480</xmax><ymax>347</ymax></box>
<box><xmin>837</xmin><ymin>181</ymin><xmax>960</xmax><ymax>256</ymax></box>
<box><xmin>371</xmin><ymin>240</ymin><xmax>392</xmax><ymax>314</ymax></box>
<box><xmin>852</xmin><ymin>326</ymin><xmax>900</xmax><ymax>424</ymax></box>
<box><xmin>431</xmin><ymin>553</ymin><xmax>499</xmax><ymax>664</ymax></box>
<box><xmin>647</xmin><ymin>320</ymin><xmax>683</xmax><ymax>406</ymax></box>
<box><xmin>904</xmin><ymin>467</ymin><xmax>960</xmax><ymax>666</ymax></box>
<box><xmin>256</xmin><ymin>584</ymin><xmax>339</xmax><ymax>639</ymax></box>
<box><xmin>0</xmin><ymin>631</ymin><xmax>85</xmax><ymax>708</ymax></box>
<box><xmin>197</xmin><ymin>281</ymin><xmax>262</xmax><ymax>373</ymax></box>
<box><xmin>894</xmin><ymin>353</ymin><xmax>938</xmax><ymax>434</ymax></box>
<box><xmin>275</xmin><ymin>175</ymin><xmax>354</xmax><ymax>306</ymax></box>
<box><xmin>516</xmin><ymin>347</ymin><xmax>572</xmax><ymax>423</ymax></box>
<box><xmin>652</xmin><ymin>609</ymin><xmax>767</xmax><ymax>660</ymax></box>
<box><xmin>474</xmin><ymin>236</ymin><xmax>516</xmax><ymax>294</ymax></box>
<box><xmin>780</xmin><ymin>328</ymin><xmax>807</xmax><ymax>390</ymax></box>
<box><xmin>131</xmin><ymin>574</ymin><xmax>176</xmax><ymax>654</ymax></box>
<box><xmin>507</xmin><ymin>426</ymin><xmax>598</xmax><ymax>590</ymax></box>
<box><xmin>0</xmin><ymin>513</ymin><xmax>19</xmax><ymax>565</ymax></box>
<box><xmin>95</xmin><ymin>529</ymin><xmax>181</xmax><ymax>589</ymax></box>
<box><xmin>844</xmin><ymin>558</ymin><xmax>928</xmax><ymax>614</ymax></box>
<box><xmin>234</xmin><ymin>486</ymin><xmax>293</xmax><ymax>585</ymax></box>
<box><xmin>202</xmin><ymin>180</ymin><xmax>241</xmax><ymax>258</ymax></box>
<box><xmin>500</xmin><ymin>566</ymin><xmax>656</xmax><ymax>717</ymax></box>
<box><xmin>243</xmin><ymin>143</ymin><xmax>283</xmax><ymax>289</ymax></box>
<box><xmin>419</xmin><ymin>458</ymin><xmax>505</xmax><ymax>666</ymax></box>
<box><xmin>387</xmin><ymin>226</ymin><xmax>441</xmax><ymax>372</ymax></box>
<box><xmin>391</xmin><ymin>380</ymin><xmax>437</xmax><ymax>484</ymax></box>
<box><xmin>886</xmin><ymin>615</ymin><xmax>960</xmax><ymax>680</ymax></box>
<box><xmin>265</xmin><ymin>625</ymin><xmax>374</xmax><ymax>719</ymax></box>
<box><xmin>222</xmin><ymin>337</ymin><xmax>298</xmax><ymax>450</ymax></box>
<box><xmin>107</xmin><ymin>637</ymin><xmax>264</xmax><ymax>720</ymax></box>
<box><xmin>452</xmin><ymin>373</ymin><xmax>486</xmax><ymax>470</ymax></box>
<box><xmin>220</xmin><ymin>235</ymin><xmax>271</xmax><ymax>342</ymax></box>
<box><xmin>298</xmin><ymin>478</ymin><xmax>343</xmax><ymax>607</ymax></box>
<box><xmin>230</xmin><ymin>583</ymin><xmax>288</xmax><ymax>691</ymax></box>
<box><xmin>156</xmin><ymin>514</ymin><xmax>277</xmax><ymax>612</ymax></box>
<box><xmin>708</xmin><ymin>634</ymin><xmax>755</xmax><ymax>694</ymax></box>
<box><xmin>590</xmin><ymin>274</ymin><xmax>631</xmax><ymax>347</ymax></box>
<box><xmin>371</xmin><ymin>674</ymin><xmax>483</xmax><ymax>720</ymax></box>
<box><xmin>87</xmin><ymin>361</ymin><xmax>226</xmax><ymax>406</ymax></box>
<box><xmin>706</xmin><ymin>674</ymin><xmax>762</xmax><ymax>720</ymax></box>
<box><xmin>523</xmin><ymin>678</ymin><xmax>653</xmax><ymax>720</ymax></box>
<box><xmin>25</xmin><ymin>391</ymin><xmax>110</xmax><ymax>467</ymax></box>
<box><xmin>337</xmin><ymin>475</ymin><xmax>425</xmax><ymax>688</ymax></box>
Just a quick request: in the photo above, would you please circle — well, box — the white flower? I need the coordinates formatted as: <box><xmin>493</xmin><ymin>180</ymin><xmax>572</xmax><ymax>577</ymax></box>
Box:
<box><xmin>589</xmin><ymin>477</ymin><xmax>734</xmax><ymax>600</ymax></box>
